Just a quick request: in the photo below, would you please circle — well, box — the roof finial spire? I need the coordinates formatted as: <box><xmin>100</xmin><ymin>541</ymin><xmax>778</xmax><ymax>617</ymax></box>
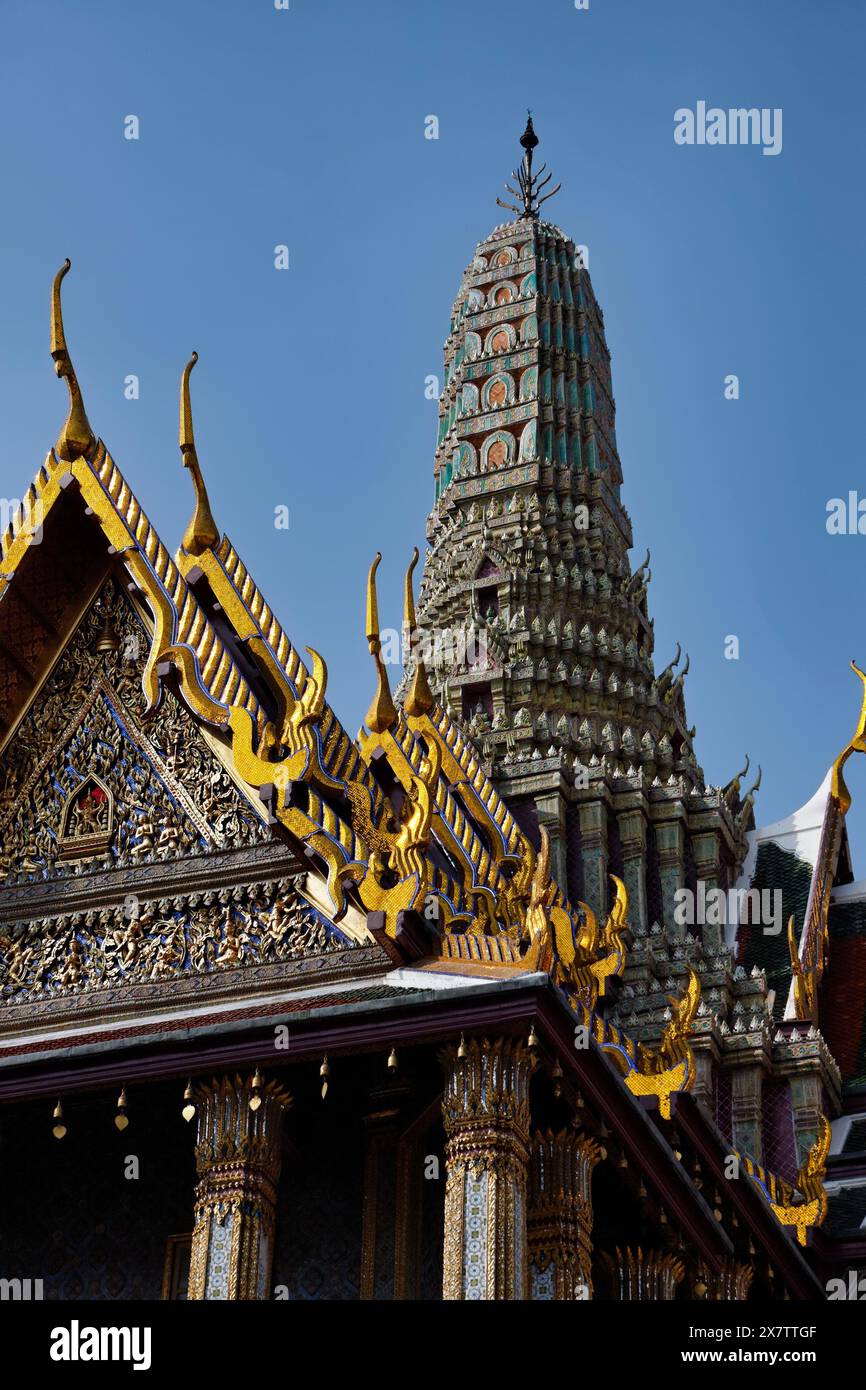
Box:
<box><xmin>179</xmin><ymin>351</ymin><xmax>220</xmax><ymax>556</ymax></box>
<box><xmin>403</xmin><ymin>547</ymin><xmax>434</xmax><ymax>717</ymax></box>
<box><xmin>50</xmin><ymin>259</ymin><xmax>96</xmax><ymax>463</ymax></box>
<box><xmin>365</xmin><ymin>553</ymin><xmax>398</xmax><ymax>734</ymax></box>
<box><xmin>497</xmin><ymin>111</ymin><xmax>561</xmax><ymax>220</ymax></box>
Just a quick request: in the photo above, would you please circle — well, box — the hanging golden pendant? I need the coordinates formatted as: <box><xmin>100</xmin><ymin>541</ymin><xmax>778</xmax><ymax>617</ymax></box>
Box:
<box><xmin>249</xmin><ymin>1067</ymin><xmax>264</xmax><ymax>1112</ymax></box>
<box><xmin>114</xmin><ymin>1087</ymin><xmax>129</xmax><ymax>1131</ymax></box>
<box><xmin>52</xmin><ymin>1099</ymin><xmax>67</xmax><ymax>1140</ymax></box>
<box><xmin>181</xmin><ymin>1080</ymin><xmax>196</xmax><ymax>1123</ymax></box>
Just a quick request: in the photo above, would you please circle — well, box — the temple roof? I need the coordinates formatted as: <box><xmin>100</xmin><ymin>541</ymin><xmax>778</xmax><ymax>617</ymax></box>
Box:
<box><xmin>0</xmin><ymin>258</ymin><xmax>840</xmax><ymax>1255</ymax></box>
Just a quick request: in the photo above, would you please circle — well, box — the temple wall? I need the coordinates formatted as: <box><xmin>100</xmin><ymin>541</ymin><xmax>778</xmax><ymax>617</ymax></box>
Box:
<box><xmin>0</xmin><ymin>1082</ymin><xmax>194</xmax><ymax>1300</ymax></box>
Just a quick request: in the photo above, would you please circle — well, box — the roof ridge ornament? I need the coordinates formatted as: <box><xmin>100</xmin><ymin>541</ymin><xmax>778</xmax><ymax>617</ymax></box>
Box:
<box><xmin>496</xmin><ymin>112</ymin><xmax>561</xmax><ymax>220</ymax></box>
<box><xmin>830</xmin><ymin>658</ymin><xmax>866</xmax><ymax>814</ymax></box>
<box><xmin>403</xmin><ymin>547</ymin><xmax>434</xmax><ymax>717</ymax></box>
<box><xmin>179</xmin><ymin>351</ymin><xmax>220</xmax><ymax>556</ymax></box>
<box><xmin>50</xmin><ymin>259</ymin><xmax>96</xmax><ymax>463</ymax></box>
<box><xmin>365</xmin><ymin>553</ymin><xmax>398</xmax><ymax>733</ymax></box>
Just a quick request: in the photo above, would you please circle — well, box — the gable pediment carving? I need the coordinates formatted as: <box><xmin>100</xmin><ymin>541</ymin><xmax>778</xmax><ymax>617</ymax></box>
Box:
<box><xmin>0</xmin><ymin>578</ymin><xmax>364</xmax><ymax>1019</ymax></box>
<box><xmin>0</xmin><ymin>578</ymin><xmax>267</xmax><ymax>886</ymax></box>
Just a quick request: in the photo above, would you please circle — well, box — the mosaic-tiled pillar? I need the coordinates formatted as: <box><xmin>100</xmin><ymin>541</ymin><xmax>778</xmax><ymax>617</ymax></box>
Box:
<box><xmin>527</xmin><ymin>1129</ymin><xmax>602</xmax><ymax>1299</ymax></box>
<box><xmin>731</xmin><ymin>1062</ymin><xmax>763</xmax><ymax>1165</ymax></box>
<box><xmin>691</xmin><ymin>830</ymin><xmax>725</xmax><ymax>953</ymax></box>
<box><xmin>188</xmin><ymin>1074</ymin><xmax>290</xmax><ymax>1301</ymax></box>
<box><xmin>789</xmin><ymin>1071</ymin><xmax>823</xmax><ymax>1167</ymax></box>
<box><xmin>441</xmin><ymin>1036</ymin><xmax>533</xmax><ymax>1300</ymax></box>
<box><xmin>654</xmin><ymin>817</ymin><xmax>686</xmax><ymax>936</ymax></box>
<box><xmin>578</xmin><ymin>800</ymin><xmax>608</xmax><ymax>924</ymax></box>
<box><xmin>536</xmin><ymin>792</ymin><xmax>568</xmax><ymax>898</ymax></box>
<box><xmin>617</xmin><ymin>806</ymin><xmax>648</xmax><ymax>932</ymax></box>
<box><xmin>606</xmin><ymin>1247</ymin><xmax>685</xmax><ymax>1300</ymax></box>
<box><xmin>690</xmin><ymin>1038</ymin><xmax>715</xmax><ymax>1112</ymax></box>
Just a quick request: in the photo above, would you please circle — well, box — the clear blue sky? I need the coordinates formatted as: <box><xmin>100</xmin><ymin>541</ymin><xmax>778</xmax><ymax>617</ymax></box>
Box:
<box><xmin>2</xmin><ymin>1</ymin><xmax>866</xmax><ymax>852</ymax></box>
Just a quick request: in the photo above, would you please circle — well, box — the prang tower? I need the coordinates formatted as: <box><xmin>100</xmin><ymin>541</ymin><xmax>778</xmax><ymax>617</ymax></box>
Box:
<box><xmin>415</xmin><ymin>118</ymin><xmax>758</xmax><ymax>938</ymax></box>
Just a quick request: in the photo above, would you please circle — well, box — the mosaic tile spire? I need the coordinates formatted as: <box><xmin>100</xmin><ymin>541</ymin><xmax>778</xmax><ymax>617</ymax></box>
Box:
<box><xmin>414</xmin><ymin>122</ymin><xmax>755</xmax><ymax>928</ymax></box>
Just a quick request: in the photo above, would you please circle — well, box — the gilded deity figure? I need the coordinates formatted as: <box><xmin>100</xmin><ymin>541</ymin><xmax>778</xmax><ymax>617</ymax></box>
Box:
<box><xmin>148</xmin><ymin>924</ymin><xmax>186</xmax><ymax>980</ymax></box>
<box><xmin>259</xmin><ymin>896</ymin><xmax>297</xmax><ymax>957</ymax></box>
<box><xmin>73</xmin><ymin>787</ymin><xmax>108</xmax><ymax>834</ymax></box>
<box><xmin>107</xmin><ymin>902</ymin><xmax>154</xmax><ymax>973</ymax></box>
<box><xmin>0</xmin><ymin>929</ymin><xmax>34</xmax><ymax>993</ymax></box>
<box><xmin>19</xmin><ymin>833</ymin><xmax>42</xmax><ymax>875</ymax></box>
<box><xmin>214</xmin><ymin>913</ymin><xmax>254</xmax><ymax>969</ymax></box>
<box><xmin>131</xmin><ymin>809</ymin><xmax>155</xmax><ymax>860</ymax></box>
<box><xmin>57</xmin><ymin>932</ymin><xmax>86</xmax><ymax>992</ymax></box>
<box><xmin>0</xmin><ymin>770</ymin><xmax>20</xmax><ymax>816</ymax></box>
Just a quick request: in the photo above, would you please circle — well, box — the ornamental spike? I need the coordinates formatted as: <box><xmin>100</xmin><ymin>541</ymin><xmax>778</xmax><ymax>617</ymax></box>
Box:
<box><xmin>179</xmin><ymin>351</ymin><xmax>220</xmax><ymax>556</ymax></box>
<box><xmin>496</xmin><ymin>112</ymin><xmax>561</xmax><ymax>220</ymax></box>
<box><xmin>403</xmin><ymin>547</ymin><xmax>434</xmax><ymax>716</ymax></box>
<box><xmin>50</xmin><ymin>259</ymin><xmax>95</xmax><ymax>463</ymax></box>
<box><xmin>364</xmin><ymin>553</ymin><xmax>397</xmax><ymax>733</ymax></box>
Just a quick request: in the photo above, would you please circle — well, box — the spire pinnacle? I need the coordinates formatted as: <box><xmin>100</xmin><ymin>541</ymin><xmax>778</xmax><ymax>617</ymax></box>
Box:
<box><xmin>403</xmin><ymin>547</ymin><xmax>434</xmax><ymax>717</ymax></box>
<box><xmin>497</xmin><ymin>112</ymin><xmax>561</xmax><ymax>220</ymax></box>
<box><xmin>179</xmin><ymin>351</ymin><xmax>220</xmax><ymax>556</ymax></box>
<box><xmin>50</xmin><ymin>259</ymin><xmax>96</xmax><ymax>463</ymax></box>
<box><xmin>365</xmin><ymin>553</ymin><xmax>398</xmax><ymax>734</ymax></box>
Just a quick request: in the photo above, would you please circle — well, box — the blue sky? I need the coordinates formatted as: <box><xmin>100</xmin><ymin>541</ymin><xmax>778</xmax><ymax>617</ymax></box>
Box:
<box><xmin>2</xmin><ymin>0</ymin><xmax>866</xmax><ymax>850</ymax></box>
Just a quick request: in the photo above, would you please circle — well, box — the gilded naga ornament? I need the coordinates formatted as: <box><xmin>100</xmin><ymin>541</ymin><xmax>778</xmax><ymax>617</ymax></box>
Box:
<box><xmin>50</xmin><ymin>259</ymin><xmax>95</xmax><ymax>464</ymax></box>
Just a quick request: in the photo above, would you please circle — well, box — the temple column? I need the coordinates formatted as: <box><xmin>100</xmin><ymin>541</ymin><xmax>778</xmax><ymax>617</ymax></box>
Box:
<box><xmin>188</xmin><ymin>1073</ymin><xmax>290</xmax><ymax>1301</ymax></box>
<box><xmin>654</xmin><ymin>815</ymin><xmax>686</xmax><ymax>936</ymax></box>
<box><xmin>691</xmin><ymin>829</ymin><xmax>725</xmax><ymax>953</ymax></box>
<box><xmin>578</xmin><ymin>799</ymin><xmax>609</xmax><ymax>922</ymax></box>
<box><xmin>441</xmin><ymin>1036</ymin><xmax>533</xmax><ymax>1300</ymax></box>
<box><xmin>536</xmin><ymin>792</ymin><xmax>568</xmax><ymax>897</ymax></box>
<box><xmin>731</xmin><ymin>1062</ymin><xmax>764</xmax><ymax>1164</ymax></box>
<box><xmin>527</xmin><ymin>1129</ymin><xmax>602</xmax><ymax>1299</ymax></box>
<box><xmin>617</xmin><ymin>804</ymin><xmax>648</xmax><ymax>931</ymax></box>
<box><xmin>690</xmin><ymin>1038</ymin><xmax>716</xmax><ymax>1113</ymax></box>
<box><xmin>789</xmin><ymin>1071</ymin><xmax>823</xmax><ymax>1165</ymax></box>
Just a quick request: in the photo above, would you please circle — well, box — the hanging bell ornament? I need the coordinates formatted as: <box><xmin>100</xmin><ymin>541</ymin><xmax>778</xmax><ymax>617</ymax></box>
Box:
<box><xmin>457</xmin><ymin>1034</ymin><xmax>467</xmax><ymax>1060</ymax></box>
<box><xmin>528</xmin><ymin>1023</ymin><xmax>539</xmax><ymax>1050</ymax></box>
<box><xmin>320</xmin><ymin>1055</ymin><xmax>330</xmax><ymax>1100</ymax></box>
<box><xmin>52</xmin><ymin>1099</ymin><xmax>67</xmax><ymax>1140</ymax></box>
<box><xmin>181</xmin><ymin>1080</ymin><xmax>196</xmax><ymax>1123</ymax></box>
<box><xmin>387</xmin><ymin>1046</ymin><xmax>398</xmax><ymax>1073</ymax></box>
<box><xmin>551</xmin><ymin>1059</ymin><xmax>563</xmax><ymax>1098</ymax></box>
<box><xmin>114</xmin><ymin>1087</ymin><xmax>129</xmax><ymax>1131</ymax></box>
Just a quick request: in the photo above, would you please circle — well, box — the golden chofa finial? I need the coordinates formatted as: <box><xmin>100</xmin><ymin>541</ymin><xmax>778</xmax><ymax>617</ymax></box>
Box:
<box><xmin>179</xmin><ymin>351</ymin><xmax>220</xmax><ymax>556</ymax></box>
<box><xmin>50</xmin><ymin>259</ymin><xmax>95</xmax><ymax>463</ymax></box>
<box><xmin>403</xmin><ymin>547</ymin><xmax>434</xmax><ymax>717</ymax></box>
<box><xmin>831</xmin><ymin>659</ymin><xmax>866</xmax><ymax>815</ymax></box>
<box><xmin>365</xmin><ymin>553</ymin><xmax>398</xmax><ymax>734</ymax></box>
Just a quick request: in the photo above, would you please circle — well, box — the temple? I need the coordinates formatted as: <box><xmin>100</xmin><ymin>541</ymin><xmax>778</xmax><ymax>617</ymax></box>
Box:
<box><xmin>0</xmin><ymin>121</ymin><xmax>863</xmax><ymax>1302</ymax></box>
